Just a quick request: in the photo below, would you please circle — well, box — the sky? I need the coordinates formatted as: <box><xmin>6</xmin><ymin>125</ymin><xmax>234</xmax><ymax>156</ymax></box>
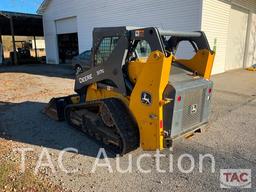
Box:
<box><xmin>0</xmin><ymin>0</ymin><xmax>43</xmax><ymax>14</ymax></box>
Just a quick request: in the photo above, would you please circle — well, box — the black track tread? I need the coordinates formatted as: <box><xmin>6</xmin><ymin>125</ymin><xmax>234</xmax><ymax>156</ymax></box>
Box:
<box><xmin>103</xmin><ymin>99</ymin><xmax>140</xmax><ymax>154</ymax></box>
<box><xmin>65</xmin><ymin>98</ymin><xmax>140</xmax><ymax>155</ymax></box>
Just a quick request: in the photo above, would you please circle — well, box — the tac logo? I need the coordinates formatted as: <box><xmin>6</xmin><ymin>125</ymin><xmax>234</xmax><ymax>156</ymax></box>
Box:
<box><xmin>220</xmin><ymin>169</ymin><xmax>252</xmax><ymax>189</ymax></box>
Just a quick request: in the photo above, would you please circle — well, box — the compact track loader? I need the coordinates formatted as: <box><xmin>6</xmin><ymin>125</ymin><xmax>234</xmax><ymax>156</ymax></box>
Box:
<box><xmin>44</xmin><ymin>27</ymin><xmax>215</xmax><ymax>154</ymax></box>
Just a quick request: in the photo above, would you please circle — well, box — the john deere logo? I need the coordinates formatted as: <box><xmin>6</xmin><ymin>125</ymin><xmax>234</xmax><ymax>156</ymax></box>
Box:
<box><xmin>141</xmin><ymin>92</ymin><xmax>152</xmax><ymax>105</ymax></box>
<box><xmin>190</xmin><ymin>104</ymin><xmax>198</xmax><ymax>114</ymax></box>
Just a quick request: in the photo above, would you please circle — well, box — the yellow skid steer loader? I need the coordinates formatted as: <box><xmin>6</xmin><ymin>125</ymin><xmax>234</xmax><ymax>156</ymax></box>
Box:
<box><xmin>44</xmin><ymin>27</ymin><xmax>215</xmax><ymax>154</ymax></box>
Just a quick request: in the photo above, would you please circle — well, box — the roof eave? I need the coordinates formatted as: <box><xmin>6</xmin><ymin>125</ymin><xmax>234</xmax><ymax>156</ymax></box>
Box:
<box><xmin>37</xmin><ymin>0</ymin><xmax>50</xmax><ymax>14</ymax></box>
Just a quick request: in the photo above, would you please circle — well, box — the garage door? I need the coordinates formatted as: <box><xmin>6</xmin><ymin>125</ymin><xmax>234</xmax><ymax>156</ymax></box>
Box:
<box><xmin>55</xmin><ymin>17</ymin><xmax>77</xmax><ymax>34</ymax></box>
<box><xmin>225</xmin><ymin>5</ymin><xmax>248</xmax><ymax>71</ymax></box>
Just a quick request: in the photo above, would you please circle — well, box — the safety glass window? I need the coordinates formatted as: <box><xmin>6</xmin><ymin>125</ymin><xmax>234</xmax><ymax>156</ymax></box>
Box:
<box><xmin>95</xmin><ymin>37</ymin><xmax>119</xmax><ymax>66</ymax></box>
<box><xmin>135</xmin><ymin>40</ymin><xmax>152</xmax><ymax>58</ymax></box>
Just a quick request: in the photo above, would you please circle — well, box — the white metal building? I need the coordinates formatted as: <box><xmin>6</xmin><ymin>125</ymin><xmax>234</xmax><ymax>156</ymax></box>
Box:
<box><xmin>38</xmin><ymin>0</ymin><xmax>256</xmax><ymax>74</ymax></box>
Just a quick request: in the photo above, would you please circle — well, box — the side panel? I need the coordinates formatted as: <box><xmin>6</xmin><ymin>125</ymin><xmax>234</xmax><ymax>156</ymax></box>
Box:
<box><xmin>129</xmin><ymin>51</ymin><xmax>172</xmax><ymax>150</ymax></box>
<box><xmin>74</xmin><ymin>34</ymin><xmax>129</xmax><ymax>95</ymax></box>
<box><xmin>170</xmin><ymin>80</ymin><xmax>213</xmax><ymax>138</ymax></box>
<box><xmin>86</xmin><ymin>84</ymin><xmax>129</xmax><ymax>106</ymax></box>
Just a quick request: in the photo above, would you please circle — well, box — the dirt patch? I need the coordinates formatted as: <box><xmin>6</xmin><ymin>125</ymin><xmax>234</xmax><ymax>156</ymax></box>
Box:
<box><xmin>0</xmin><ymin>72</ymin><xmax>74</xmax><ymax>103</ymax></box>
<box><xmin>0</xmin><ymin>65</ymin><xmax>75</xmax><ymax>192</ymax></box>
<box><xmin>0</xmin><ymin>137</ymin><xmax>69</xmax><ymax>192</ymax></box>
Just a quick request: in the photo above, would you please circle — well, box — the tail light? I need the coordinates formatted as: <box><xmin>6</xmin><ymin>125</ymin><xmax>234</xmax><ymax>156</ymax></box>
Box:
<box><xmin>160</xmin><ymin>120</ymin><xmax>163</xmax><ymax>129</ymax></box>
<box><xmin>177</xmin><ymin>96</ymin><xmax>182</xmax><ymax>102</ymax></box>
<box><xmin>207</xmin><ymin>88</ymin><xmax>212</xmax><ymax>101</ymax></box>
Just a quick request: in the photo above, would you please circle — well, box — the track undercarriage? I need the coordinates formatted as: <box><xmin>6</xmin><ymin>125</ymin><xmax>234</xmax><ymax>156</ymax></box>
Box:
<box><xmin>45</xmin><ymin>97</ymin><xmax>140</xmax><ymax>155</ymax></box>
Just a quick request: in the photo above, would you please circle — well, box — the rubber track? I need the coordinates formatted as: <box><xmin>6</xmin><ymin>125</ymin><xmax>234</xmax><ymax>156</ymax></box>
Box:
<box><xmin>65</xmin><ymin>98</ymin><xmax>140</xmax><ymax>155</ymax></box>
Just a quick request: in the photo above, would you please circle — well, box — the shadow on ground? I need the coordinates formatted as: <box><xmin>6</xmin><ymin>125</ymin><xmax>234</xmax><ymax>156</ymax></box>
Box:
<box><xmin>0</xmin><ymin>64</ymin><xmax>74</xmax><ymax>79</ymax></box>
<box><xmin>0</xmin><ymin>101</ymin><xmax>115</xmax><ymax>158</ymax></box>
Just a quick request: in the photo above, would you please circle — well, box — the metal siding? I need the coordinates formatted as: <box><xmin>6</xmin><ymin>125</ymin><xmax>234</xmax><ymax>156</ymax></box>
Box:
<box><xmin>228</xmin><ymin>0</ymin><xmax>256</xmax><ymax>68</ymax></box>
<box><xmin>201</xmin><ymin>0</ymin><xmax>231</xmax><ymax>74</ymax></box>
<box><xmin>225</xmin><ymin>5</ymin><xmax>249</xmax><ymax>70</ymax></box>
<box><xmin>42</xmin><ymin>0</ymin><xmax>202</xmax><ymax>64</ymax></box>
<box><xmin>246</xmin><ymin>13</ymin><xmax>256</xmax><ymax>67</ymax></box>
<box><xmin>202</xmin><ymin>0</ymin><xmax>256</xmax><ymax>73</ymax></box>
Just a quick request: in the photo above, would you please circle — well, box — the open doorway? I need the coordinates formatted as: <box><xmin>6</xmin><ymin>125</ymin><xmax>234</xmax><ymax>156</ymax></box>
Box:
<box><xmin>58</xmin><ymin>33</ymin><xmax>78</xmax><ymax>64</ymax></box>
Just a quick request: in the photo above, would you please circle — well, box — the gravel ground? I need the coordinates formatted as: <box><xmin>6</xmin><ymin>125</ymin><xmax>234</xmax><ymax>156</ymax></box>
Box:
<box><xmin>0</xmin><ymin>64</ymin><xmax>255</xmax><ymax>192</ymax></box>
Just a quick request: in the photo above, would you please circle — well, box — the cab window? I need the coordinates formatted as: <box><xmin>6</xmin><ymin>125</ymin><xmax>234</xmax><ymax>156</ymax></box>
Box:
<box><xmin>95</xmin><ymin>36</ymin><xmax>119</xmax><ymax>66</ymax></box>
<box><xmin>135</xmin><ymin>40</ymin><xmax>152</xmax><ymax>58</ymax></box>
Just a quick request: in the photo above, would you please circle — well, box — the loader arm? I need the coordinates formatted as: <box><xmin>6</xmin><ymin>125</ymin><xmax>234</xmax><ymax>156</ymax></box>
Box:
<box><xmin>161</xmin><ymin>30</ymin><xmax>215</xmax><ymax>79</ymax></box>
<box><xmin>129</xmin><ymin>51</ymin><xmax>173</xmax><ymax>150</ymax></box>
<box><xmin>175</xmin><ymin>49</ymin><xmax>215</xmax><ymax>80</ymax></box>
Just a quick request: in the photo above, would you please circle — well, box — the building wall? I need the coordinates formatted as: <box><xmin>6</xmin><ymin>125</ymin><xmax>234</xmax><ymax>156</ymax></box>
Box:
<box><xmin>201</xmin><ymin>0</ymin><xmax>230</xmax><ymax>74</ymax></box>
<box><xmin>201</xmin><ymin>0</ymin><xmax>256</xmax><ymax>74</ymax></box>
<box><xmin>42</xmin><ymin>0</ymin><xmax>203</xmax><ymax>64</ymax></box>
<box><xmin>246</xmin><ymin>13</ymin><xmax>256</xmax><ymax>67</ymax></box>
<box><xmin>43</xmin><ymin>16</ymin><xmax>59</xmax><ymax>64</ymax></box>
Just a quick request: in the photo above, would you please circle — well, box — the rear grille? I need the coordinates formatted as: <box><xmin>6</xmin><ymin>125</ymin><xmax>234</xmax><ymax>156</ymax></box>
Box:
<box><xmin>182</xmin><ymin>89</ymin><xmax>204</xmax><ymax>130</ymax></box>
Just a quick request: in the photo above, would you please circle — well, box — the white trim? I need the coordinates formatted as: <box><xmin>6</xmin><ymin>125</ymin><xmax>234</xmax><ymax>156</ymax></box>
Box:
<box><xmin>55</xmin><ymin>34</ymin><xmax>59</xmax><ymax>64</ymax></box>
<box><xmin>231</xmin><ymin>1</ymin><xmax>251</xmax><ymax>12</ymax></box>
<box><xmin>37</xmin><ymin>0</ymin><xmax>51</xmax><ymax>14</ymax></box>
<box><xmin>198</xmin><ymin>0</ymin><xmax>204</xmax><ymax>30</ymax></box>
